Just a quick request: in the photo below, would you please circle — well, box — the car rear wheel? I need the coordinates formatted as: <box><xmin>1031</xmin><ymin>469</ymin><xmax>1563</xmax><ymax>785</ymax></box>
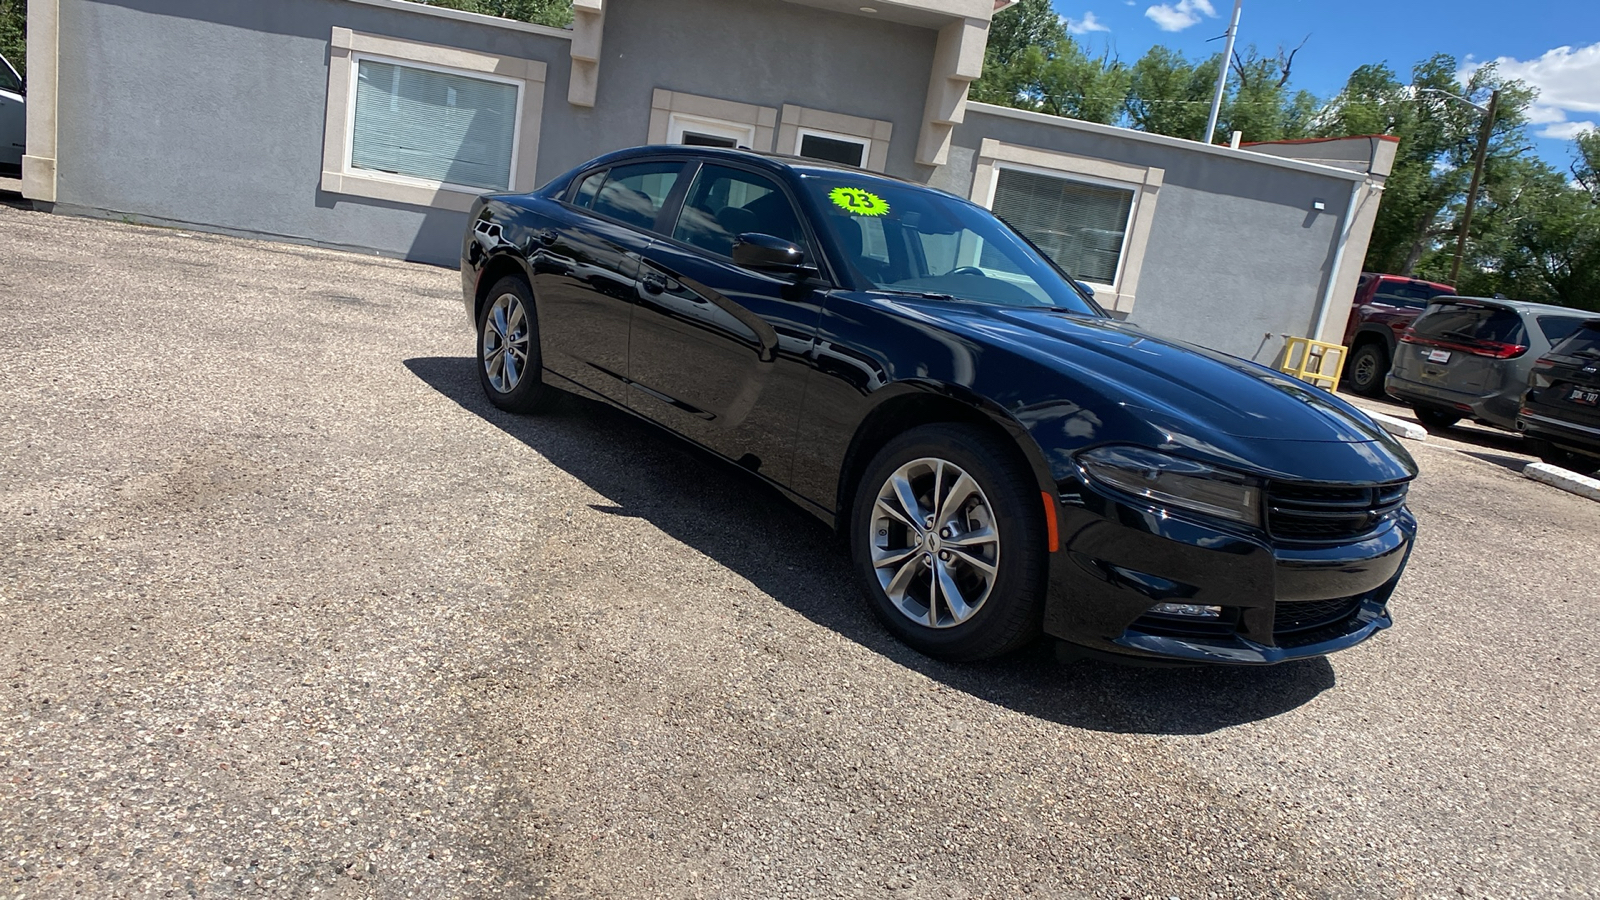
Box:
<box><xmin>849</xmin><ymin>424</ymin><xmax>1046</xmax><ymax>661</ymax></box>
<box><xmin>1412</xmin><ymin>405</ymin><xmax>1461</xmax><ymax>432</ymax></box>
<box><xmin>477</xmin><ymin>275</ymin><xmax>553</xmax><ymax>413</ymax></box>
<box><xmin>1345</xmin><ymin>342</ymin><xmax>1390</xmax><ymax>397</ymax></box>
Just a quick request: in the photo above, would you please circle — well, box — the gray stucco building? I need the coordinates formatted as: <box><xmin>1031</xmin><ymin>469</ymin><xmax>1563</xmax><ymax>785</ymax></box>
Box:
<box><xmin>21</xmin><ymin>0</ymin><xmax>1394</xmax><ymax>361</ymax></box>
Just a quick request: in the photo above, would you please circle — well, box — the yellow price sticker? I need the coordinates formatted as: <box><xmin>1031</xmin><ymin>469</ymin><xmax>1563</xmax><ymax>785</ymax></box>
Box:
<box><xmin>829</xmin><ymin>187</ymin><xmax>890</xmax><ymax>217</ymax></box>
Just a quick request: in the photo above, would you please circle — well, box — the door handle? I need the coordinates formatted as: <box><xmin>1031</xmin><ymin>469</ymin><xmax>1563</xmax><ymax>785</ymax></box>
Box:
<box><xmin>641</xmin><ymin>273</ymin><xmax>666</xmax><ymax>295</ymax></box>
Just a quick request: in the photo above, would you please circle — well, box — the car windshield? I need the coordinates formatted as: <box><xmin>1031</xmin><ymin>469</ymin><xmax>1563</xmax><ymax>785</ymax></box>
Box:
<box><xmin>0</xmin><ymin>56</ymin><xmax>20</xmax><ymax>95</ymax></box>
<box><xmin>799</xmin><ymin>173</ymin><xmax>1100</xmax><ymax>315</ymax></box>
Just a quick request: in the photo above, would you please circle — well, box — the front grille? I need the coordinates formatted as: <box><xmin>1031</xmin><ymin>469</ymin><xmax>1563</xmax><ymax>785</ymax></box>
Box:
<box><xmin>1266</xmin><ymin>482</ymin><xmax>1409</xmax><ymax>545</ymax></box>
<box><xmin>1274</xmin><ymin>597</ymin><xmax>1363</xmax><ymax>635</ymax></box>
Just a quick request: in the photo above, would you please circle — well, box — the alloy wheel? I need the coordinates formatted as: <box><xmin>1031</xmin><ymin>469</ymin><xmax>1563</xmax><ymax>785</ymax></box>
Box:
<box><xmin>869</xmin><ymin>457</ymin><xmax>1001</xmax><ymax>629</ymax></box>
<box><xmin>482</xmin><ymin>291</ymin><xmax>531</xmax><ymax>393</ymax></box>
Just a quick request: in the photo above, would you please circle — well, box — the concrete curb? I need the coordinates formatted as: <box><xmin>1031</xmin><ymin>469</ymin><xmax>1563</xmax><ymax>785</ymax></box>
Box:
<box><xmin>1363</xmin><ymin>410</ymin><xmax>1428</xmax><ymax>442</ymax></box>
<box><xmin>1523</xmin><ymin>463</ymin><xmax>1600</xmax><ymax>502</ymax></box>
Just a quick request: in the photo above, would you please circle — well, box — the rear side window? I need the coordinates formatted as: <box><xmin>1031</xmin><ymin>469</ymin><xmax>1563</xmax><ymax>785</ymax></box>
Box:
<box><xmin>1538</xmin><ymin>316</ymin><xmax>1590</xmax><ymax>345</ymax></box>
<box><xmin>1413</xmin><ymin>303</ymin><xmax>1527</xmax><ymax>345</ymax></box>
<box><xmin>1550</xmin><ymin>323</ymin><xmax>1600</xmax><ymax>358</ymax></box>
<box><xmin>588</xmin><ymin>161</ymin><xmax>683</xmax><ymax>232</ymax></box>
<box><xmin>1373</xmin><ymin>281</ymin><xmax>1444</xmax><ymax>309</ymax></box>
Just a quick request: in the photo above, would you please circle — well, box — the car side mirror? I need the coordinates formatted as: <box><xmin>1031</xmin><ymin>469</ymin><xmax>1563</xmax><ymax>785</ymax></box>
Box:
<box><xmin>732</xmin><ymin>233</ymin><xmax>806</xmax><ymax>275</ymax></box>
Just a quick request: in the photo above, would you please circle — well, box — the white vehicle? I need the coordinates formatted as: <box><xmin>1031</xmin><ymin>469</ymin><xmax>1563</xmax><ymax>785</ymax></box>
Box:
<box><xmin>0</xmin><ymin>52</ymin><xmax>23</xmax><ymax>176</ymax></box>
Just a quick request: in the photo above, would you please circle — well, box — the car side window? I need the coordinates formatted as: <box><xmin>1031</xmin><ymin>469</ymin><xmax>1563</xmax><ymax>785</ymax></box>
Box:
<box><xmin>672</xmin><ymin>165</ymin><xmax>811</xmax><ymax>261</ymax></box>
<box><xmin>1538</xmin><ymin>316</ymin><xmax>1588</xmax><ymax>345</ymax></box>
<box><xmin>588</xmin><ymin>161</ymin><xmax>683</xmax><ymax>232</ymax></box>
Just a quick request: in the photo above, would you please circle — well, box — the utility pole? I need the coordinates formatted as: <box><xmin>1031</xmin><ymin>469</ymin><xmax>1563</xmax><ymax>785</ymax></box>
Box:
<box><xmin>1204</xmin><ymin>0</ymin><xmax>1243</xmax><ymax>144</ymax></box>
<box><xmin>1450</xmin><ymin>89</ymin><xmax>1500</xmax><ymax>285</ymax></box>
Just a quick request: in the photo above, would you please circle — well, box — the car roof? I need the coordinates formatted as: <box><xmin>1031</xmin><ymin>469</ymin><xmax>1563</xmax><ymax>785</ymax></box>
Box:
<box><xmin>1426</xmin><ymin>295</ymin><xmax>1592</xmax><ymax>316</ymax></box>
<box><xmin>593</xmin><ymin>144</ymin><xmax>924</xmax><ymax>186</ymax></box>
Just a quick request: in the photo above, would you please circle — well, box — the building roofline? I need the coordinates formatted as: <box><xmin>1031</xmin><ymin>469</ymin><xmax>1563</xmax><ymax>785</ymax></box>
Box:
<box><xmin>1242</xmin><ymin>135</ymin><xmax>1401</xmax><ymax>147</ymax></box>
<box><xmin>344</xmin><ymin>0</ymin><xmax>576</xmax><ymax>40</ymax></box>
<box><xmin>965</xmin><ymin>102</ymin><xmax>1369</xmax><ymax>182</ymax></box>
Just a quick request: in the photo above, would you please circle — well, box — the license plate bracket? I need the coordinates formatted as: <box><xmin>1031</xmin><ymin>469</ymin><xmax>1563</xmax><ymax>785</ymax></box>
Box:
<box><xmin>1426</xmin><ymin>349</ymin><xmax>1452</xmax><ymax>364</ymax></box>
<box><xmin>1569</xmin><ymin>387</ymin><xmax>1600</xmax><ymax>407</ymax></box>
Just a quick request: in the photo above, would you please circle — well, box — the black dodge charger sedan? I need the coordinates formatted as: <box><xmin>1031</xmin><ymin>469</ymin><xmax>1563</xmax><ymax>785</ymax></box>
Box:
<box><xmin>461</xmin><ymin>146</ymin><xmax>1418</xmax><ymax>665</ymax></box>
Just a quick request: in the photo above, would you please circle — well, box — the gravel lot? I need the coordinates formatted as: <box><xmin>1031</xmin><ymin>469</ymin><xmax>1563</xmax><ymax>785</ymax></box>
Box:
<box><xmin>1</xmin><ymin>201</ymin><xmax>1596</xmax><ymax>899</ymax></box>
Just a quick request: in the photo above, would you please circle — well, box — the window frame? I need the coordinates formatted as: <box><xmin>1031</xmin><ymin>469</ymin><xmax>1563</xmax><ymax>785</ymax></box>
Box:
<box><xmin>970</xmin><ymin>138</ymin><xmax>1163</xmax><ymax>316</ymax></box>
<box><xmin>777</xmin><ymin>105</ymin><xmax>893</xmax><ymax>173</ymax></box>
<box><xmin>667</xmin><ymin>113</ymin><xmax>755</xmax><ymax>149</ymax></box>
<box><xmin>986</xmin><ymin>161</ymin><xmax>1138</xmax><ymax>294</ymax></box>
<box><xmin>322</xmin><ymin>28</ymin><xmax>546</xmax><ymax>212</ymax></box>
<box><xmin>648</xmin><ymin>90</ymin><xmax>776</xmax><ymax>152</ymax></box>
<box><xmin>794</xmin><ymin>128</ymin><xmax>871</xmax><ymax>168</ymax></box>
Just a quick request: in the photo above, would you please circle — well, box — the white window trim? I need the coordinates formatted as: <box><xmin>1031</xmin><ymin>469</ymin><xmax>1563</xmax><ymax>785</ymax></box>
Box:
<box><xmin>666</xmin><ymin>113</ymin><xmax>756</xmax><ymax>148</ymax></box>
<box><xmin>322</xmin><ymin>28</ymin><xmax>547</xmax><ymax>212</ymax></box>
<box><xmin>778</xmin><ymin>104</ymin><xmax>893</xmax><ymax>172</ymax></box>
<box><xmin>971</xmin><ymin>138</ymin><xmax>1163</xmax><ymax>315</ymax></box>
<box><xmin>648</xmin><ymin>90</ymin><xmax>776</xmax><ymax>152</ymax></box>
<box><xmin>794</xmin><ymin>127</ymin><xmax>871</xmax><ymax>168</ymax></box>
<box><xmin>982</xmin><ymin>160</ymin><xmax>1139</xmax><ymax>299</ymax></box>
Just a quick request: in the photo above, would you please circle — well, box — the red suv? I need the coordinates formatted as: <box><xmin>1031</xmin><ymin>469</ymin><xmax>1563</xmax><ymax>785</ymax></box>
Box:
<box><xmin>1340</xmin><ymin>274</ymin><xmax>1456</xmax><ymax>396</ymax></box>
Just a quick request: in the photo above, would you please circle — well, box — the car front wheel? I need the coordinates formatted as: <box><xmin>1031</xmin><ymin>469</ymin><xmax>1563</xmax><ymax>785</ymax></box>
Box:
<box><xmin>476</xmin><ymin>275</ymin><xmax>553</xmax><ymax>413</ymax></box>
<box><xmin>850</xmin><ymin>424</ymin><xmax>1047</xmax><ymax>661</ymax></box>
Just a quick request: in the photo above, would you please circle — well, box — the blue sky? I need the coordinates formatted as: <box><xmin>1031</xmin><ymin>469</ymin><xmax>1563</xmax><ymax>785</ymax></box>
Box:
<box><xmin>1048</xmin><ymin>0</ymin><xmax>1599</xmax><ymax>169</ymax></box>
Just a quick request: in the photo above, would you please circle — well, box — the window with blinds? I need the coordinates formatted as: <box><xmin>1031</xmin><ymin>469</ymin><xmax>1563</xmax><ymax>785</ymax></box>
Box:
<box><xmin>991</xmin><ymin>168</ymin><xmax>1134</xmax><ymax>286</ymax></box>
<box><xmin>351</xmin><ymin>59</ymin><xmax>519</xmax><ymax>192</ymax></box>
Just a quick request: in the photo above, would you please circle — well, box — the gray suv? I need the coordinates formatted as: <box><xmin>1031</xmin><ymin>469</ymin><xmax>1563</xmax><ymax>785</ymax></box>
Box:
<box><xmin>1386</xmin><ymin>297</ymin><xmax>1593</xmax><ymax>432</ymax></box>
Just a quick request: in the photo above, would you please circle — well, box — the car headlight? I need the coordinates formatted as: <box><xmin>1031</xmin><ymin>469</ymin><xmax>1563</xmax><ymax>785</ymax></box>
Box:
<box><xmin>1077</xmin><ymin>445</ymin><xmax>1262</xmax><ymax>526</ymax></box>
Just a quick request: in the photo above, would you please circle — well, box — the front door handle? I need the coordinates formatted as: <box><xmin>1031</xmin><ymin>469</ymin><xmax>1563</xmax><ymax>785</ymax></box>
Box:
<box><xmin>534</xmin><ymin>229</ymin><xmax>557</xmax><ymax>247</ymax></box>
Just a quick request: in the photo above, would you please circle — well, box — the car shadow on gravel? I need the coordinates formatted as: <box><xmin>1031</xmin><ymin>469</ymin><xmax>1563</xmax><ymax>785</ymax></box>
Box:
<box><xmin>407</xmin><ymin>356</ymin><xmax>1336</xmax><ymax>735</ymax></box>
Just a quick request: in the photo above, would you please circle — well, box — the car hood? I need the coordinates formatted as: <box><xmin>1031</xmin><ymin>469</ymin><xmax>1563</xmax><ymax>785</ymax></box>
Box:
<box><xmin>938</xmin><ymin>304</ymin><xmax>1396</xmax><ymax>445</ymax></box>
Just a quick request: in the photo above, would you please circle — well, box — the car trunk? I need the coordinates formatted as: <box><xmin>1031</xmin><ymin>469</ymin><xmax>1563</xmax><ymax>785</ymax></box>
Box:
<box><xmin>1395</xmin><ymin>301</ymin><xmax>1529</xmax><ymax>396</ymax></box>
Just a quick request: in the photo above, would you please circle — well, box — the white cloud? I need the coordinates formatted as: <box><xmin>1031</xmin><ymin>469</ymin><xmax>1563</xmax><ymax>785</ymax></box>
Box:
<box><xmin>1540</xmin><ymin>120</ymin><xmax>1597</xmax><ymax>140</ymax></box>
<box><xmin>1063</xmin><ymin>11</ymin><xmax>1111</xmax><ymax>34</ymax></box>
<box><xmin>1461</xmin><ymin>42</ymin><xmax>1600</xmax><ymax>141</ymax></box>
<box><xmin>1144</xmin><ymin>0</ymin><xmax>1215</xmax><ymax>32</ymax></box>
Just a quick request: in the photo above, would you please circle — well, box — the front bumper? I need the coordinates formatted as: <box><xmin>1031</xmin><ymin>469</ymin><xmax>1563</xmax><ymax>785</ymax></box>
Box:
<box><xmin>1044</xmin><ymin>484</ymin><xmax>1414</xmax><ymax>666</ymax></box>
<box><xmin>1517</xmin><ymin>409</ymin><xmax>1600</xmax><ymax>457</ymax></box>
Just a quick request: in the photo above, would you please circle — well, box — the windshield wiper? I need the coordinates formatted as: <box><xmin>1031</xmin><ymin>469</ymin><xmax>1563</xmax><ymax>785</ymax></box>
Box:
<box><xmin>872</xmin><ymin>288</ymin><xmax>957</xmax><ymax>301</ymax></box>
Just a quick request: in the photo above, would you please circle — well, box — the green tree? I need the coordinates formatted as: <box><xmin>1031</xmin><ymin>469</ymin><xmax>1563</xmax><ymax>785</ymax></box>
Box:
<box><xmin>1219</xmin><ymin>46</ymin><xmax>1316</xmax><ymax>143</ymax></box>
<box><xmin>1321</xmin><ymin>55</ymin><xmax>1537</xmax><ymax>278</ymax></box>
<box><xmin>1123</xmin><ymin>46</ymin><xmax>1220</xmax><ymax>140</ymax></box>
<box><xmin>1572</xmin><ymin>128</ymin><xmax>1600</xmax><ymax>201</ymax></box>
<box><xmin>970</xmin><ymin>0</ymin><xmax>1069</xmax><ymax>106</ymax></box>
<box><xmin>1</xmin><ymin>0</ymin><xmax>24</xmax><ymax>77</ymax></box>
<box><xmin>414</xmin><ymin>0</ymin><xmax>573</xmax><ymax>28</ymax></box>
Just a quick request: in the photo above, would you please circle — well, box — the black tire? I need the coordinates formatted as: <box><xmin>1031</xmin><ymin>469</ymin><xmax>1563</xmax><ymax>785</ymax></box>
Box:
<box><xmin>1345</xmin><ymin>342</ymin><xmax>1391</xmax><ymax>397</ymax></box>
<box><xmin>849</xmin><ymin>423</ymin><xmax>1047</xmax><ymax>661</ymax></box>
<box><xmin>1413</xmin><ymin>405</ymin><xmax>1461</xmax><ymax>432</ymax></box>
<box><xmin>476</xmin><ymin>275</ymin><xmax>554</xmax><ymax>413</ymax></box>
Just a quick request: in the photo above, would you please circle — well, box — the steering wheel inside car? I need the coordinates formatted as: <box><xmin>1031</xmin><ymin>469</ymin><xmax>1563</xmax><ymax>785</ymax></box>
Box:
<box><xmin>949</xmin><ymin>266</ymin><xmax>989</xmax><ymax>278</ymax></box>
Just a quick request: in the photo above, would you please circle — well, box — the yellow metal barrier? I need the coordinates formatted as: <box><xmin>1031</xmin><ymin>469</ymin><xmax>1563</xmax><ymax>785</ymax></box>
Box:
<box><xmin>1278</xmin><ymin>337</ymin><xmax>1347</xmax><ymax>391</ymax></box>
